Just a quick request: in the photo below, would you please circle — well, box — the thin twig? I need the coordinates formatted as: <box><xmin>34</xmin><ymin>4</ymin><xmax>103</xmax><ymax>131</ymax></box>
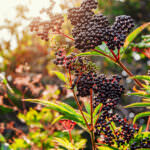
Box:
<box><xmin>69</xmin><ymin>130</ymin><xmax>75</xmax><ymax>150</ymax></box>
<box><xmin>93</xmin><ymin>49</ymin><xmax>116</xmax><ymax>62</ymax></box>
<box><xmin>90</xmin><ymin>89</ymin><xmax>96</xmax><ymax>150</ymax></box>
<box><xmin>72</xmin><ymin>90</ymin><xmax>91</xmax><ymax>131</ymax></box>
<box><xmin>67</xmin><ymin>68</ymin><xmax>91</xmax><ymax>131</ymax></box>
<box><xmin>58</xmin><ymin>31</ymin><xmax>74</xmax><ymax>41</ymax></box>
<box><xmin>146</xmin><ymin>116</ymin><xmax>150</xmax><ymax>131</ymax></box>
<box><xmin>117</xmin><ymin>60</ymin><xmax>143</xmax><ymax>88</ymax></box>
<box><xmin>110</xmin><ymin>49</ymin><xmax>118</xmax><ymax>61</ymax></box>
<box><xmin>90</xmin><ymin>89</ymin><xmax>94</xmax><ymax>131</ymax></box>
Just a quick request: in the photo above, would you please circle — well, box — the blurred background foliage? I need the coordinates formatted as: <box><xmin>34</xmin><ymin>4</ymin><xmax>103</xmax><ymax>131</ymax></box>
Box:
<box><xmin>0</xmin><ymin>0</ymin><xmax>149</xmax><ymax>149</ymax></box>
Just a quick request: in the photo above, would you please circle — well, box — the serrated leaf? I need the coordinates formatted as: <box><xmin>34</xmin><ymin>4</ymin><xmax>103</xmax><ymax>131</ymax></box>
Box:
<box><xmin>52</xmin><ymin>71</ymin><xmax>66</xmax><ymax>83</ymax></box>
<box><xmin>25</xmin><ymin>99</ymin><xmax>87</xmax><ymax>127</ymax></box>
<box><xmin>133</xmin><ymin>111</ymin><xmax>150</xmax><ymax>124</ymax></box>
<box><xmin>132</xmin><ymin>75</ymin><xmax>150</xmax><ymax>82</ymax></box>
<box><xmin>124</xmin><ymin>22</ymin><xmax>150</xmax><ymax>50</ymax></box>
<box><xmin>93</xmin><ymin>103</ymin><xmax>102</xmax><ymax>117</ymax></box>
<box><xmin>125</xmin><ymin>103</ymin><xmax>150</xmax><ymax>108</ymax></box>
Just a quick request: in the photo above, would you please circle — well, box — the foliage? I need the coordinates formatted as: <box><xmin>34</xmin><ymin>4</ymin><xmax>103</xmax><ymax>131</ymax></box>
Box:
<box><xmin>0</xmin><ymin>0</ymin><xmax>150</xmax><ymax>150</ymax></box>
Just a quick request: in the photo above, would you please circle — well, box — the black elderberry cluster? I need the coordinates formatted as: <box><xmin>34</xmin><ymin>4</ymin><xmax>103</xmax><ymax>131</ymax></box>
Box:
<box><xmin>54</xmin><ymin>49</ymin><xmax>96</xmax><ymax>75</ymax></box>
<box><xmin>95</xmin><ymin>113</ymin><xmax>139</xmax><ymax>146</ymax></box>
<box><xmin>30</xmin><ymin>0</ymin><xmax>64</xmax><ymax>41</ymax></box>
<box><xmin>130</xmin><ymin>137</ymin><xmax>150</xmax><ymax>150</ymax></box>
<box><xmin>68</xmin><ymin>0</ymin><xmax>134</xmax><ymax>51</ymax></box>
<box><xmin>71</xmin><ymin>69</ymin><xmax>139</xmax><ymax>147</ymax></box>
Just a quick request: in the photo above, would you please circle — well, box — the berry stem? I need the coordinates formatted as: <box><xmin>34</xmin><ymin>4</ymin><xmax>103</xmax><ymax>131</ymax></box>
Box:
<box><xmin>117</xmin><ymin>60</ymin><xmax>143</xmax><ymax>88</ymax></box>
<box><xmin>146</xmin><ymin>116</ymin><xmax>150</xmax><ymax>131</ymax></box>
<box><xmin>72</xmin><ymin>90</ymin><xmax>91</xmax><ymax>131</ymax></box>
<box><xmin>93</xmin><ymin>48</ymin><xmax>143</xmax><ymax>88</ymax></box>
<box><xmin>110</xmin><ymin>49</ymin><xmax>118</xmax><ymax>61</ymax></box>
<box><xmin>67</xmin><ymin>68</ymin><xmax>90</xmax><ymax>131</ymax></box>
<box><xmin>117</xmin><ymin>49</ymin><xmax>120</xmax><ymax>60</ymax></box>
<box><xmin>58</xmin><ymin>31</ymin><xmax>74</xmax><ymax>41</ymax></box>
<box><xmin>69</xmin><ymin>130</ymin><xmax>74</xmax><ymax>149</ymax></box>
<box><xmin>93</xmin><ymin>49</ymin><xmax>116</xmax><ymax>62</ymax></box>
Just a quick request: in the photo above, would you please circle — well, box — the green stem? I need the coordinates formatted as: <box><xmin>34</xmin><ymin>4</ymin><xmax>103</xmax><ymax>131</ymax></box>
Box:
<box><xmin>90</xmin><ymin>89</ymin><xmax>94</xmax><ymax>130</ymax></box>
<box><xmin>94</xmin><ymin>104</ymin><xmax>103</xmax><ymax>126</ymax></box>
<box><xmin>68</xmin><ymin>68</ymin><xmax>90</xmax><ymax>131</ymax></box>
<box><xmin>90</xmin><ymin>131</ymin><xmax>96</xmax><ymax>150</ymax></box>
<box><xmin>117</xmin><ymin>60</ymin><xmax>143</xmax><ymax>88</ymax></box>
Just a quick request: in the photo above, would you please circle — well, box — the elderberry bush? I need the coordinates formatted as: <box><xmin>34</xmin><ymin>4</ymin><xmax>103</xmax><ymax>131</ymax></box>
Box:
<box><xmin>29</xmin><ymin>0</ymin><xmax>150</xmax><ymax>149</ymax></box>
<box><xmin>53</xmin><ymin>50</ymin><xmax>141</xmax><ymax>148</ymax></box>
<box><xmin>68</xmin><ymin>0</ymin><xmax>134</xmax><ymax>52</ymax></box>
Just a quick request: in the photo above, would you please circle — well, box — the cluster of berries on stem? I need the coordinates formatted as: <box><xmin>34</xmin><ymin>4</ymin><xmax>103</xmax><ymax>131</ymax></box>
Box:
<box><xmin>68</xmin><ymin>0</ymin><xmax>134</xmax><ymax>52</ymax></box>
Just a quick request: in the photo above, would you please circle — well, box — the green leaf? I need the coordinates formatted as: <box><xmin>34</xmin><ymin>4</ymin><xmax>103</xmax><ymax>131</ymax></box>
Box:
<box><xmin>128</xmin><ymin>93</ymin><xmax>150</xmax><ymax>98</ymax></box>
<box><xmin>52</xmin><ymin>71</ymin><xmax>66</xmax><ymax>82</ymax></box>
<box><xmin>94</xmin><ymin>112</ymin><xmax>102</xmax><ymax>125</ymax></box>
<box><xmin>75</xmin><ymin>139</ymin><xmax>86</xmax><ymax>149</ymax></box>
<box><xmin>0</xmin><ymin>134</ymin><xmax>6</xmax><ymax>143</ymax></box>
<box><xmin>97</xmin><ymin>143</ymin><xmax>118</xmax><ymax>150</ymax></box>
<box><xmin>83</xmin><ymin>101</ymin><xmax>90</xmax><ymax>114</ymax></box>
<box><xmin>58</xmin><ymin>102</ymin><xmax>77</xmax><ymax>114</ymax></box>
<box><xmin>93</xmin><ymin>103</ymin><xmax>102</xmax><ymax>117</ymax></box>
<box><xmin>133</xmin><ymin>111</ymin><xmax>150</xmax><ymax>124</ymax></box>
<box><xmin>77</xmin><ymin>51</ymin><xmax>103</xmax><ymax>56</ymax></box>
<box><xmin>0</xmin><ymin>106</ymin><xmax>13</xmax><ymax>113</ymax></box>
<box><xmin>124</xmin><ymin>22</ymin><xmax>150</xmax><ymax>50</ymax></box>
<box><xmin>51</xmin><ymin>115</ymin><xmax>64</xmax><ymax>125</ymax></box>
<box><xmin>125</xmin><ymin>102</ymin><xmax>150</xmax><ymax>108</ymax></box>
<box><xmin>25</xmin><ymin>99</ymin><xmax>87</xmax><ymax>127</ymax></box>
<box><xmin>53</xmin><ymin>137</ymin><xmax>74</xmax><ymax>149</ymax></box>
<box><xmin>132</xmin><ymin>75</ymin><xmax>150</xmax><ymax>82</ymax></box>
